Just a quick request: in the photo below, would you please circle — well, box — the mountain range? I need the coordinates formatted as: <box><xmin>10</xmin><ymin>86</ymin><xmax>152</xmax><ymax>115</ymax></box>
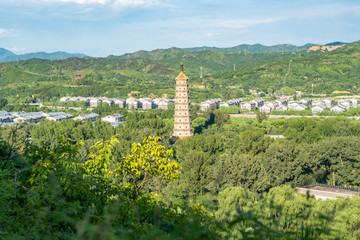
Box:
<box><xmin>0</xmin><ymin>48</ymin><xmax>88</xmax><ymax>62</ymax></box>
<box><xmin>0</xmin><ymin>42</ymin><xmax>346</xmax><ymax>63</ymax></box>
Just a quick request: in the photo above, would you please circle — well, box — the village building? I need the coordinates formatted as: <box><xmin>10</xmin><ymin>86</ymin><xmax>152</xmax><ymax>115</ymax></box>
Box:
<box><xmin>60</xmin><ymin>97</ymin><xmax>70</xmax><ymax>103</ymax></box>
<box><xmin>200</xmin><ymin>100</ymin><xmax>217</xmax><ymax>111</ymax></box>
<box><xmin>45</xmin><ymin>112</ymin><xmax>74</xmax><ymax>122</ymax></box>
<box><xmin>0</xmin><ymin>112</ymin><xmax>16</xmax><ymax>124</ymax></box>
<box><xmin>102</xmin><ymin>98</ymin><xmax>114</xmax><ymax>106</ymax></box>
<box><xmin>259</xmin><ymin>105</ymin><xmax>272</xmax><ymax>114</ymax></box>
<box><xmin>293</xmin><ymin>104</ymin><xmax>307</xmax><ymax>111</ymax></box>
<box><xmin>89</xmin><ymin>98</ymin><xmax>102</xmax><ymax>108</ymax></box>
<box><xmin>299</xmin><ymin>98</ymin><xmax>312</xmax><ymax>105</ymax></box>
<box><xmin>101</xmin><ymin>114</ymin><xmax>125</xmax><ymax>127</ymax></box>
<box><xmin>330</xmin><ymin>105</ymin><xmax>346</xmax><ymax>113</ymax></box>
<box><xmin>323</xmin><ymin>98</ymin><xmax>335</xmax><ymax>108</ymax></box>
<box><xmin>349</xmin><ymin>99</ymin><xmax>359</xmax><ymax>108</ymax></box>
<box><xmin>233</xmin><ymin>98</ymin><xmax>244</xmax><ymax>106</ymax></box>
<box><xmin>264</xmin><ymin>102</ymin><xmax>277</xmax><ymax>108</ymax></box>
<box><xmin>13</xmin><ymin>112</ymin><xmax>45</xmax><ymax>123</ymax></box>
<box><xmin>275</xmin><ymin>104</ymin><xmax>288</xmax><ymax>111</ymax></box>
<box><xmin>113</xmin><ymin>98</ymin><xmax>126</xmax><ymax>108</ymax></box>
<box><xmin>139</xmin><ymin>98</ymin><xmax>154</xmax><ymax>109</ymax></box>
<box><xmin>250</xmin><ymin>99</ymin><xmax>265</xmax><ymax>108</ymax></box>
<box><xmin>74</xmin><ymin>113</ymin><xmax>100</xmax><ymax>122</ymax></box>
<box><xmin>220</xmin><ymin>101</ymin><xmax>234</xmax><ymax>108</ymax></box>
<box><xmin>337</xmin><ymin>100</ymin><xmax>351</xmax><ymax>109</ymax></box>
<box><xmin>311</xmin><ymin>105</ymin><xmax>327</xmax><ymax>115</ymax></box>
<box><xmin>153</xmin><ymin>98</ymin><xmax>169</xmax><ymax>110</ymax></box>
<box><xmin>312</xmin><ymin>100</ymin><xmax>326</xmax><ymax>107</ymax></box>
<box><xmin>274</xmin><ymin>99</ymin><xmax>288</xmax><ymax>106</ymax></box>
<box><xmin>126</xmin><ymin>97</ymin><xmax>140</xmax><ymax>109</ymax></box>
<box><xmin>241</xmin><ymin>102</ymin><xmax>256</xmax><ymax>111</ymax></box>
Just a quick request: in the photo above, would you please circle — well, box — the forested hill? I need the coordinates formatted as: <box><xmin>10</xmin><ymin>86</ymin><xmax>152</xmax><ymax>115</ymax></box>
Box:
<box><xmin>0</xmin><ymin>40</ymin><xmax>359</xmax><ymax>102</ymax></box>
<box><xmin>0</xmin><ymin>46</ymin><xmax>303</xmax><ymax>102</ymax></box>
<box><xmin>109</xmin><ymin>48</ymin><xmax>298</xmax><ymax>74</ymax></box>
<box><xmin>0</xmin><ymin>48</ymin><xmax>88</xmax><ymax>62</ymax></box>
<box><xmin>211</xmin><ymin>40</ymin><xmax>360</xmax><ymax>94</ymax></box>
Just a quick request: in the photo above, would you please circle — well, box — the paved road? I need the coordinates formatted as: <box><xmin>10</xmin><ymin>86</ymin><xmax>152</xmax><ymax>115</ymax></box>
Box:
<box><xmin>230</xmin><ymin>114</ymin><xmax>360</xmax><ymax>120</ymax></box>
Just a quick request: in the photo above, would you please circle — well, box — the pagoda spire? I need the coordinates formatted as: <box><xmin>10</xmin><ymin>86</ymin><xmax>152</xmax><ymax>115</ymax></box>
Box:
<box><xmin>172</xmin><ymin>63</ymin><xmax>193</xmax><ymax>138</ymax></box>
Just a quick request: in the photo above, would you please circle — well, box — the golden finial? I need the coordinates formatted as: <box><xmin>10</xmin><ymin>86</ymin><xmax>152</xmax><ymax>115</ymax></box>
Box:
<box><xmin>180</xmin><ymin>62</ymin><xmax>184</xmax><ymax>72</ymax></box>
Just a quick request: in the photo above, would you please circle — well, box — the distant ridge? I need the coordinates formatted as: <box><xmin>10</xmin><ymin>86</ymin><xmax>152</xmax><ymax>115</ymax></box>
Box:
<box><xmin>109</xmin><ymin>43</ymin><xmax>316</xmax><ymax>62</ymax></box>
<box><xmin>325</xmin><ymin>41</ymin><xmax>347</xmax><ymax>46</ymax></box>
<box><xmin>183</xmin><ymin>43</ymin><xmax>313</xmax><ymax>53</ymax></box>
<box><xmin>0</xmin><ymin>48</ymin><xmax>88</xmax><ymax>62</ymax></box>
<box><xmin>0</xmin><ymin>41</ymin><xmax>349</xmax><ymax>63</ymax></box>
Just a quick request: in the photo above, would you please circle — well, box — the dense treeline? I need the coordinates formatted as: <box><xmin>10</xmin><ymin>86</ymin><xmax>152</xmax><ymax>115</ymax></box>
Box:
<box><xmin>1</xmin><ymin>107</ymin><xmax>360</xmax><ymax>239</ymax></box>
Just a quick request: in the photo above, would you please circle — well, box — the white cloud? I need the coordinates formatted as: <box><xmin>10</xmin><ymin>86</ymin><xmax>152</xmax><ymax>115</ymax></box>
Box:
<box><xmin>0</xmin><ymin>28</ymin><xmax>10</xmax><ymax>37</ymax></box>
<box><xmin>214</xmin><ymin>17</ymin><xmax>284</xmax><ymax>29</ymax></box>
<box><xmin>0</xmin><ymin>28</ymin><xmax>17</xmax><ymax>38</ymax></box>
<box><xmin>40</xmin><ymin>0</ymin><xmax>110</xmax><ymax>4</ymax></box>
<box><xmin>5</xmin><ymin>46</ymin><xmax>25</xmax><ymax>53</ymax></box>
<box><xmin>205</xmin><ymin>32</ymin><xmax>219</xmax><ymax>37</ymax></box>
<box><xmin>112</xmin><ymin>0</ymin><xmax>160</xmax><ymax>8</ymax></box>
<box><xmin>27</xmin><ymin>0</ymin><xmax>162</xmax><ymax>7</ymax></box>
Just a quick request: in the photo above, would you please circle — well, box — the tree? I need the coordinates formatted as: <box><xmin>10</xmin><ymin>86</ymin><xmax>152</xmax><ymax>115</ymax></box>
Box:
<box><xmin>0</xmin><ymin>98</ymin><xmax>8</xmax><ymax>109</ymax></box>
<box><xmin>315</xmin><ymin>137</ymin><xmax>360</xmax><ymax>187</ymax></box>
<box><xmin>256</xmin><ymin>111</ymin><xmax>267</xmax><ymax>123</ymax></box>
<box><xmin>218</xmin><ymin>186</ymin><xmax>332</xmax><ymax>240</ymax></box>
<box><xmin>115</xmin><ymin>136</ymin><xmax>180</xmax><ymax>200</ymax></box>
<box><xmin>213</xmin><ymin>109</ymin><xmax>231</xmax><ymax>127</ymax></box>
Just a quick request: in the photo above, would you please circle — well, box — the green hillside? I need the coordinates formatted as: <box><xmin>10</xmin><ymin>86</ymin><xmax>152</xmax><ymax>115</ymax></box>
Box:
<box><xmin>211</xmin><ymin>40</ymin><xmax>360</xmax><ymax>94</ymax></box>
<box><xmin>0</xmin><ymin>57</ymin><xmax>177</xmax><ymax>102</ymax></box>
<box><xmin>0</xmin><ymin>40</ymin><xmax>359</xmax><ymax>103</ymax></box>
<box><xmin>111</xmin><ymin>48</ymin><xmax>299</xmax><ymax>75</ymax></box>
<box><xmin>0</xmin><ymin>48</ymin><xmax>301</xmax><ymax>102</ymax></box>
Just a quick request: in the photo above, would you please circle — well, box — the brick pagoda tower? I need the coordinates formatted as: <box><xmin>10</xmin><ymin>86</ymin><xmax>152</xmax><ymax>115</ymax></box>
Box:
<box><xmin>173</xmin><ymin>63</ymin><xmax>193</xmax><ymax>138</ymax></box>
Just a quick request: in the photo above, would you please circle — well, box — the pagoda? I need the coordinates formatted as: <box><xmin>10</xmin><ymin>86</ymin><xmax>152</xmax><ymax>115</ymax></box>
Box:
<box><xmin>173</xmin><ymin>63</ymin><xmax>193</xmax><ymax>138</ymax></box>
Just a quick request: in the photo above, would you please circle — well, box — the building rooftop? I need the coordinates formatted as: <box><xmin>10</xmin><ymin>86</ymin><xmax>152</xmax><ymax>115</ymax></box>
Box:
<box><xmin>77</xmin><ymin>113</ymin><xmax>99</xmax><ymax>119</ymax></box>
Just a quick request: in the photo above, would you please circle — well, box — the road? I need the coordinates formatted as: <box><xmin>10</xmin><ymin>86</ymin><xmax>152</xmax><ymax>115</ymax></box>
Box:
<box><xmin>229</xmin><ymin>114</ymin><xmax>360</xmax><ymax>120</ymax></box>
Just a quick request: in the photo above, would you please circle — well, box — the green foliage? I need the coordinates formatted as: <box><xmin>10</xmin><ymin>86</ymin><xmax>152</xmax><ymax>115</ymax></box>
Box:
<box><xmin>213</xmin><ymin>41</ymin><xmax>360</xmax><ymax>94</ymax></box>
<box><xmin>277</xmin><ymin>86</ymin><xmax>296</xmax><ymax>95</ymax></box>
<box><xmin>256</xmin><ymin>111</ymin><xmax>267</xmax><ymax>123</ymax></box>
<box><xmin>116</xmin><ymin>136</ymin><xmax>180</xmax><ymax>200</ymax></box>
<box><xmin>217</xmin><ymin>186</ymin><xmax>333</xmax><ymax>240</ymax></box>
<box><xmin>2</xmin><ymin>102</ymin><xmax>360</xmax><ymax>239</ymax></box>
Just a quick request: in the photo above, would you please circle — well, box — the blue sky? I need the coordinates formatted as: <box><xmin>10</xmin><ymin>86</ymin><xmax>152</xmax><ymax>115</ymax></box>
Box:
<box><xmin>0</xmin><ymin>0</ymin><xmax>360</xmax><ymax>57</ymax></box>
